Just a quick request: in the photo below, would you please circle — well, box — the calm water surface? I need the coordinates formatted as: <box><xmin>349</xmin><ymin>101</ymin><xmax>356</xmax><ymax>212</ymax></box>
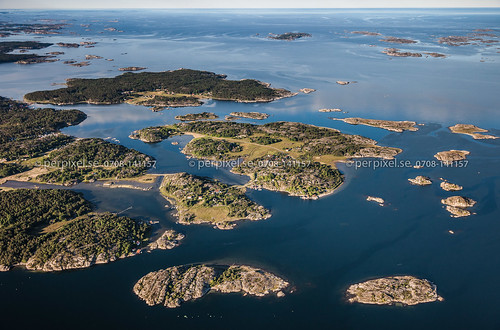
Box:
<box><xmin>0</xmin><ymin>9</ymin><xmax>499</xmax><ymax>330</ymax></box>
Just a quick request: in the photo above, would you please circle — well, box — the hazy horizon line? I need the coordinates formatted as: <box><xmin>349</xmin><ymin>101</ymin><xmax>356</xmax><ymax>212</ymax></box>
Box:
<box><xmin>2</xmin><ymin>6</ymin><xmax>500</xmax><ymax>9</ymax></box>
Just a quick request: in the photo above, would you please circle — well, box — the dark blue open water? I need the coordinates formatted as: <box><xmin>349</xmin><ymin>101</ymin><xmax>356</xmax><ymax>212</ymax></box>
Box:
<box><xmin>0</xmin><ymin>9</ymin><xmax>499</xmax><ymax>330</ymax></box>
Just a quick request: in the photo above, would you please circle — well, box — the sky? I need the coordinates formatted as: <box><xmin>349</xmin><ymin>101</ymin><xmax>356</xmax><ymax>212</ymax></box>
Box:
<box><xmin>1</xmin><ymin>0</ymin><xmax>499</xmax><ymax>9</ymax></box>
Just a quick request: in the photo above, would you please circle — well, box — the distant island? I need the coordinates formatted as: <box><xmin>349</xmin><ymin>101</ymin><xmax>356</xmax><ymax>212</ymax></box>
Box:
<box><xmin>175</xmin><ymin>112</ymin><xmax>218</xmax><ymax>121</ymax></box>
<box><xmin>24</xmin><ymin>69</ymin><xmax>296</xmax><ymax>108</ymax></box>
<box><xmin>351</xmin><ymin>31</ymin><xmax>381</xmax><ymax>36</ymax></box>
<box><xmin>119</xmin><ymin>66</ymin><xmax>146</xmax><ymax>71</ymax></box>
<box><xmin>449</xmin><ymin>124</ymin><xmax>498</xmax><ymax>139</ymax></box>
<box><xmin>268</xmin><ymin>32</ymin><xmax>311</xmax><ymax>40</ymax></box>
<box><xmin>331</xmin><ymin>117</ymin><xmax>418</xmax><ymax>132</ymax></box>
<box><xmin>160</xmin><ymin>172</ymin><xmax>270</xmax><ymax>229</ymax></box>
<box><xmin>380</xmin><ymin>36</ymin><xmax>417</xmax><ymax>44</ymax></box>
<box><xmin>133</xmin><ymin>264</ymin><xmax>288</xmax><ymax>308</ymax></box>
<box><xmin>346</xmin><ymin>276</ymin><xmax>443</xmax><ymax>306</ymax></box>
<box><xmin>229</xmin><ymin>111</ymin><xmax>269</xmax><ymax>120</ymax></box>
<box><xmin>0</xmin><ymin>41</ymin><xmax>53</xmax><ymax>64</ymax></box>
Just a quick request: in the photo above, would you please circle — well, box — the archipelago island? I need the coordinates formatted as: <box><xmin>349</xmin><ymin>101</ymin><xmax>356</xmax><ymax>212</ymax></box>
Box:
<box><xmin>23</xmin><ymin>69</ymin><xmax>296</xmax><ymax>109</ymax></box>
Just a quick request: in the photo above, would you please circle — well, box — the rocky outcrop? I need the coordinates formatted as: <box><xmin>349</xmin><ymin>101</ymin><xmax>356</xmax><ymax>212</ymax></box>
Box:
<box><xmin>299</xmin><ymin>88</ymin><xmax>316</xmax><ymax>94</ymax></box>
<box><xmin>134</xmin><ymin>265</ymin><xmax>215</xmax><ymax>308</ymax></box>
<box><xmin>332</xmin><ymin>117</ymin><xmax>418</xmax><ymax>132</ymax></box>
<box><xmin>382</xmin><ymin>48</ymin><xmax>422</xmax><ymax>57</ymax></box>
<box><xmin>441</xmin><ymin>196</ymin><xmax>476</xmax><ymax>208</ymax></box>
<box><xmin>380</xmin><ymin>37</ymin><xmax>417</xmax><ymax>44</ymax></box>
<box><xmin>434</xmin><ymin>150</ymin><xmax>470</xmax><ymax>164</ymax></box>
<box><xmin>440</xmin><ymin>181</ymin><xmax>463</xmax><ymax>191</ymax></box>
<box><xmin>175</xmin><ymin>112</ymin><xmax>218</xmax><ymax>121</ymax></box>
<box><xmin>408</xmin><ymin>176</ymin><xmax>432</xmax><ymax>186</ymax></box>
<box><xmin>366</xmin><ymin>196</ymin><xmax>385</xmax><ymax>206</ymax></box>
<box><xmin>133</xmin><ymin>264</ymin><xmax>288</xmax><ymax>308</ymax></box>
<box><xmin>351</xmin><ymin>31</ymin><xmax>381</xmax><ymax>36</ymax></box>
<box><xmin>354</xmin><ymin>146</ymin><xmax>401</xmax><ymax>160</ymax></box>
<box><xmin>119</xmin><ymin>66</ymin><xmax>146</xmax><ymax>71</ymax></box>
<box><xmin>229</xmin><ymin>112</ymin><xmax>270</xmax><ymax>120</ymax></box>
<box><xmin>319</xmin><ymin>108</ymin><xmax>342</xmax><ymax>112</ymax></box>
<box><xmin>211</xmin><ymin>265</ymin><xmax>288</xmax><ymax>297</ymax></box>
<box><xmin>148</xmin><ymin>230</ymin><xmax>185</xmax><ymax>250</ymax></box>
<box><xmin>441</xmin><ymin>196</ymin><xmax>476</xmax><ymax>218</ymax></box>
<box><xmin>346</xmin><ymin>276</ymin><xmax>443</xmax><ymax>306</ymax></box>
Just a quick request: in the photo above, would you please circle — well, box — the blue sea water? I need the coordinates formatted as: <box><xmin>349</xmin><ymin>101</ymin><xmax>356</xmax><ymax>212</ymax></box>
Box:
<box><xmin>0</xmin><ymin>8</ymin><xmax>499</xmax><ymax>330</ymax></box>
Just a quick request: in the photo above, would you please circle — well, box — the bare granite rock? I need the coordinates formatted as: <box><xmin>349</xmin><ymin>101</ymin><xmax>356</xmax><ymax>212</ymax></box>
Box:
<box><xmin>441</xmin><ymin>196</ymin><xmax>476</xmax><ymax>218</ymax></box>
<box><xmin>346</xmin><ymin>276</ymin><xmax>443</xmax><ymax>306</ymax></box>
<box><xmin>366</xmin><ymin>196</ymin><xmax>385</xmax><ymax>206</ymax></box>
<box><xmin>332</xmin><ymin>117</ymin><xmax>418</xmax><ymax>132</ymax></box>
<box><xmin>148</xmin><ymin>230</ymin><xmax>185</xmax><ymax>250</ymax></box>
<box><xmin>441</xmin><ymin>196</ymin><xmax>476</xmax><ymax>208</ymax></box>
<box><xmin>408</xmin><ymin>176</ymin><xmax>432</xmax><ymax>186</ymax></box>
<box><xmin>133</xmin><ymin>264</ymin><xmax>289</xmax><ymax>308</ymax></box>
<box><xmin>434</xmin><ymin>150</ymin><xmax>470</xmax><ymax>164</ymax></box>
<box><xmin>211</xmin><ymin>265</ymin><xmax>289</xmax><ymax>297</ymax></box>
<box><xmin>440</xmin><ymin>181</ymin><xmax>463</xmax><ymax>191</ymax></box>
<box><xmin>299</xmin><ymin>88</ymin><xmax>316</xmax><ymax>94</ymax></box>
<box><xmin>445</xmin><ymin>206</ymin><xmax>471</xmax><ymax>218</ymax></box>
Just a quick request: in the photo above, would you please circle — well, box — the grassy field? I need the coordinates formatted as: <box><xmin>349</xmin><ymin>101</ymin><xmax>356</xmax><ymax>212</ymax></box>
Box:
<box><xmin>183</xmin><ymin>132</ymin><xmax>345</xmax><ymax>167</ymax></box>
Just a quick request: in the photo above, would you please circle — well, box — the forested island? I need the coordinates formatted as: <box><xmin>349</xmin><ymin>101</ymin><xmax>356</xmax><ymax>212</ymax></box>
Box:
<box><xmin>132</xmin><ymin>121</ymin><xmax>401</xmax><ymax>199</ymax></box>
<box><xmin>24</xmin><ymin>69</ymin><xmax>296</xmax><ymax>107</ymax></box>
<box><xmin>160</xmin><ymin>172</ymin><xmax>270</xmax><ymax>229</ymax></box>
<box><xmin>0</xmin><ymin>189</ymin><xmax>182</xmax><ymax>271</ymax></box>
<box><xmin>0</xmin><ymin>41</ymin><xmax>53</xmax><ymax>64</ymax></box>
<box><xmin>0</xmin><ymin>96</ymin><xmax>86</xmax><ymax>161</ymax></box>
<box><xmin>268</xmin><ymin>32</ymin><xmax>312</xmax><ymax>40</ymax></box>
<box><xmin>134</xmin><ymin>264</ymin><xmax>289</xmax><ymax>308</ymax></box>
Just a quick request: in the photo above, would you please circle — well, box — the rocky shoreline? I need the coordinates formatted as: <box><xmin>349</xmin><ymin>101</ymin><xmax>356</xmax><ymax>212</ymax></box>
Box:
<box><xmin>346</xmin><ymin>276</ymin><xmax>443</xmax><ymax>306</ymax></box>
<box><xmin>332</xmin><ymin>117</ymin><xmax>418</xmax><ymax>132</ymax></box>
<box><xmin>133</xmin><ymin>264</ymin><xmax>289</xmax><ymax>308</ymax></box>
<box><xmin>449</xmin><ymin>124</ymin><xmax>498</xmax><ymax>140</ymax></box>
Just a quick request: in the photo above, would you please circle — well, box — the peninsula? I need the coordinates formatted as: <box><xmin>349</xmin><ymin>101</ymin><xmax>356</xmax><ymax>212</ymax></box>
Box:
<box><xmin>0</xmin><ymin>189</ymin><xmax>182</xmax><ymax>272</ymax></box>
<box><xmin>331</xmin><ymin>117</ymin><xmax>418</xmax><ymax>132</ymax></box>
<box><xmin>23</xmin><ymin>69</ymin><xmax>296</xmax><ymax>107</ymax></box>
<box><xmin>133</xmin><ymin>264</ymin><xmax>288</xmax><ymax>308</ymax></box>
<box><xmin>0</xmin><ymin>96</ymin><xmax>155</xmax><ymax>186</ymax></box>
<box><xmin>346</xmin><ymin>276</ymin><xmax>443</xmax><ymax>306</ymax></box>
